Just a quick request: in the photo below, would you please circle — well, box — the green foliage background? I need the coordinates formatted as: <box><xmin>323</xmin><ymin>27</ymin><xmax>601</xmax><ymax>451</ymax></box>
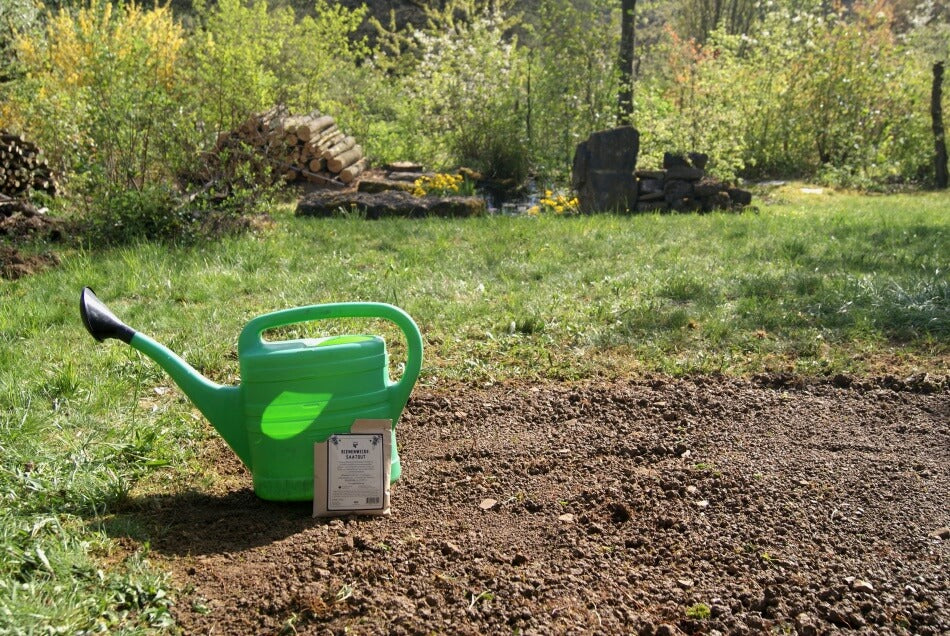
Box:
<box><xmin>0</xmin><ymin>0</ymin><xmax>946</xmax><ymax>223</ymax></box>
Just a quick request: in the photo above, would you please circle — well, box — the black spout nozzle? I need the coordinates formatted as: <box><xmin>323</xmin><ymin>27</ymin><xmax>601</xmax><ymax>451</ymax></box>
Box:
<box><xmin>80</xmin><ymin>287</ymin><xmax>136</xmax><ymax>343</ymax></box>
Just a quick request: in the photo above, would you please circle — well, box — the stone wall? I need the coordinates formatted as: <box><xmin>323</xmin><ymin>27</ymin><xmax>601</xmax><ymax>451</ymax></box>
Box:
<box><xmin>571</xmin><ymin>127</ymin><xmax>752</xmax><ymax>213</ymax></box>
<box><xmin>636</xmin><ymin>152</ymin><xmax>751</xmax><ymax>213</ymax></box>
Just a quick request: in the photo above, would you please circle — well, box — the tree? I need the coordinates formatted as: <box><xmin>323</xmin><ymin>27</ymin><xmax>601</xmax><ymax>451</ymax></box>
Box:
<box><xmin>676</xmin><ymin>0</ymin><xmax>757</xmax><ymax>44</ymax></box>
<box><xmin>617</xmin><ymin>0</ymin><xmax>636</xmax><ymax>124</ymax></box>
<box><xmin>906</xmin><ymin>0</ymin><xmax>949</xmax><ymax>187</ymax></box>
<box><xmin>933</xmin><ymin>62</ymin><xmax>948</xmax><ymax>188</ymax></box>
<box><xmin>0</xmin><ymin>0</ymin><xmax>39</xmax><ymax>84</ymax></box>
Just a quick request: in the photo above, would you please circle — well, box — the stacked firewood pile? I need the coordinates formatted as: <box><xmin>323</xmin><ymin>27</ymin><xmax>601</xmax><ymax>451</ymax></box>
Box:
<box><xmin>0</xmin><ymin>131</ymin><xmax>57</xmax><ymax>198</ymax></box>
<box><xmin>204</xmin><ymin>107</ymin><xmax>366</xmax><ymax>190</ymax></box>
<box><xmin>637</xmin><ymin>152</ymin><xmax>751</xmax><ymax>213</ymax></box>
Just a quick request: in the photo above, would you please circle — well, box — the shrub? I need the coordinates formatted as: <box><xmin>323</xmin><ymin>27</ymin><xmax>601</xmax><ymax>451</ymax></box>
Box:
<box><xmin>81</xmin><ymin>184</ymin><xmax>195</xmax><ymax>246</ymax></box>
<box><xmin>186</xmin><ymin>0</ymin><xmax>369</xmax><ymax>135</ymax></box>
<box><xmin>636</xmin><ymin>1</ymin><xmax>934</xmax><ymax>187</ymax></box>
<box><xmin>523</xmin><ymin>0</ymin><xmax>621</xmax><ymax>178</ymax></box>
<box><xmin>393</xmin><ymin>11</ymin><xmax>531</xmax><ymax>181</ymax></box>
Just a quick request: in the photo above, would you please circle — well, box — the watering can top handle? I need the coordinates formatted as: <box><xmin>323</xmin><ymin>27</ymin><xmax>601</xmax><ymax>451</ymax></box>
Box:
<box><xmin>238</xmin><ymin>301</ymin><xmax>423</xmax><ymax>383</ymax></box>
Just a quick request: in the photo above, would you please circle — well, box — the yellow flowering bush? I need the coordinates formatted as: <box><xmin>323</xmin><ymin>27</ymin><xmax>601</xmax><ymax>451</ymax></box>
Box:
<box><xmin>412</xmin><ymin>173</ymin><xmax>469</xmax><ymax>197</ymax></box>
<box><xmin>7</xmin><ymin>0</ymin><xmax>186</xmax><ymax>189</ymax></box>
<box><xmin>527</xmin><ymin>190</ymin><xmax>580</xmax><ymax>215</ymax></box>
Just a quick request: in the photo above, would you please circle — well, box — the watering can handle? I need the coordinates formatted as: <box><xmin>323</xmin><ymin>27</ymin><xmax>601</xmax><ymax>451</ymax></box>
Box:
<box><xmin>238</xmin><ymin>302</ymin><xmax>423</xmax><ymax>396</ymax></box>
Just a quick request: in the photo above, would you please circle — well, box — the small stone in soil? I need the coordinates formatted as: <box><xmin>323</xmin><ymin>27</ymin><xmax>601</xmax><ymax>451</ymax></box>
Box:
<box><xmin>558</xmin><ymin>513</ymin><xmax>575</xmax><ymax>523</ymax></box>
<box><xmin>479</xmin><ymin>498</ymin><xmax>497</xmax><ymax>510</ymax></box>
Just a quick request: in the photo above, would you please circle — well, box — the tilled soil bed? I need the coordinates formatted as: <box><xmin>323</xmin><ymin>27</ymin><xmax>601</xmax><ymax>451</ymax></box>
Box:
<box><xmin>123</xmin><ymin>375</ymin><xmax>948</xmax><ymax>635</ymax></box>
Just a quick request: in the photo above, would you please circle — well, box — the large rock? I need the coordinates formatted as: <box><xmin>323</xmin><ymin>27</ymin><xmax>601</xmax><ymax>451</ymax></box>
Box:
<box><xmin>571</xmin><ymin>126</ymin><xmax>639</xmax><ymax>213</ymax></box>
<box><xmin>296</xmin><ymin>189</ymin><xmax>485</xmax><ymax>219</ymax></box>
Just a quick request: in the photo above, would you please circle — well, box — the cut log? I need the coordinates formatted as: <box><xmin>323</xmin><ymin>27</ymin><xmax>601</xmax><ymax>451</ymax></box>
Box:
<box><xmin>314</xmin><ymin>131</ymin><xmax>343</xmax><ymax>152</ymax></box>
<box><xmin>340</xmin><ymin>158</ymin><xmax>367</xmax><ymax>184</ymax></box>
<box><xmin>327</xmin><ymin>145</ymin><xmax>363</xmax><ymax>173</ymax></box>
<box><xmin>321</xmin><ymin>136</ymin><xmax>356</xmax><ymax>160</ymax></box>
<box><xmin>308</xmin><ymin>158</ymin><xmax>325</xmax><ymax>172</ymax></box>
<box><xmin>296</xmin><ymin>115</ymin><xmax>335</xmax><ymax>142</ymax></box>
<box><xmin>0</xmin><ymin>130</ymin><xmax>58</xmax><ymax>196</ymax></box>
<box><xmin>312</xmin><ymin>125</ymin><xmax>340</xmax><ymax>147</ymax></box>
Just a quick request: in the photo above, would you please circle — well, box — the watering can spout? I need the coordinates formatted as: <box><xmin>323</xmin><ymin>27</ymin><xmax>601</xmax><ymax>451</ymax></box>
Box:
<box><xmin>79</xmin><ymin>288</ymin><xmax>250</xmax><ymax>466</ymax></box>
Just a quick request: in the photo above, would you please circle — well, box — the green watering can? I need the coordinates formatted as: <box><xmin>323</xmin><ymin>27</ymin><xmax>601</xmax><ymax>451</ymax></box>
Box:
<box><xmin>79</xmin><ymin>287</ymin><xmax>423</xmax><ymax>502</ymax></box>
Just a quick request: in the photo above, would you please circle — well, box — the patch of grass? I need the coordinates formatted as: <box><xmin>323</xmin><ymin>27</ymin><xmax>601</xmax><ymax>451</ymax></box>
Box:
<box><xmin>0</xmin><ymin>187</ymin><xmax>946</xmax><ymax>629</ymax></box>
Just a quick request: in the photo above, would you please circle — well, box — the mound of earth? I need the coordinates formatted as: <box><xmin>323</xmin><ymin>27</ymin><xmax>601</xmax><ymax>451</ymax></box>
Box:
<box><xmin>112</xmin><ymin>374</ymin><xmax>949</xmax><ymax>635</ymax></box>
<box><xmin>0</xmin><ymin>245</ymin><xmax>60</xmax><ymax>279</ymax></box>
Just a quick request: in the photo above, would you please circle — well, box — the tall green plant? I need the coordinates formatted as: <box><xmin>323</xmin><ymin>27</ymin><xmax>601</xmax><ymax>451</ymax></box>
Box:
<box><xmin>525</xmin><ymin>0</ymin><xmax>621</xmax><ymax>176</ymax></box>
<box><xmin>785</xmin><ymin>3</ymin><xmax>929</xmax><ymax>184</ymax></box>
<box><xmin>187</xmin><ymin>0</ymin><xmax>369</xmax><ymax>135</ymax></box>
<box><xmin>637</xmin><ymin>1</ymin><xmax>933</xmax><ymax>186</ymax></box>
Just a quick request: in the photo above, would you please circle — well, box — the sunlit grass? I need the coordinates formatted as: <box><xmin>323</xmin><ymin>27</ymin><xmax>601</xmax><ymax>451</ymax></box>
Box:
<box><xmin>0</xmin><ymin>186</ymin><xmax>946</xmax><ymax>630</ymax></box>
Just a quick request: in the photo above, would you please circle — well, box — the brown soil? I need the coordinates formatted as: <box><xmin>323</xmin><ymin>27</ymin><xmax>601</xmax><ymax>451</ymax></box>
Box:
<box><xmin>114</xmin><ymin>374</ymin><xmax>950</xmax><ymax>635</ymax></box>
<box><xmin>0</xmin><ymin>245</ymin><xmax>60</xmax><ymax>279</ymax></box>
<box><xmin>0</xmin><ymin>198</ymin><xmax>64</xmax><ymax>279</ymax></box>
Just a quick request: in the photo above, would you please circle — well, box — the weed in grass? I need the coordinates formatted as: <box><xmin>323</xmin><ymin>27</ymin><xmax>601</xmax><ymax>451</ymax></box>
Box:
<box><xmin>686</xmin><ymin>602</ymin><xmax>711</xmax><ymax>620</ymax></box>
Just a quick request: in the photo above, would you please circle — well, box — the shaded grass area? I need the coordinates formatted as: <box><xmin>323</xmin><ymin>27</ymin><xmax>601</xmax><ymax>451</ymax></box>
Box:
<box><xmin>0</xmin><ymin>185</ymin><xmax>946</xmax><ymax>631</ymax></box>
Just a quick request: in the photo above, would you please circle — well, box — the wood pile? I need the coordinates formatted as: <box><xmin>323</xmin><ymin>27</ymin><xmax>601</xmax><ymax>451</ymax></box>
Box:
<box><xmin>206</xmin><ymin>108</ymin><xmax>366</xmax><ymax>189</ymax></box>
<box><xmin>636</xmin><ymin>152</ymin><xmax>751</xmax><ymax>213</ymax></box>
<box><xmin>0</xmin><ymin>131</ymin><xmax>57</xmax><ymax>198</ymax></box>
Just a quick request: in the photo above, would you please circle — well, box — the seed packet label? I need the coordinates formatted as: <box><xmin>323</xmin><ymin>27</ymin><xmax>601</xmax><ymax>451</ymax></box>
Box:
<box><xmin>314</xmin><ymin>420</ymin><xmax>392</xmax><ymax>518</ymax></box>
<box><xmin>327</xmin><ymin>433</ymin><xmax>385</xmax><ymax>511</ymax></box>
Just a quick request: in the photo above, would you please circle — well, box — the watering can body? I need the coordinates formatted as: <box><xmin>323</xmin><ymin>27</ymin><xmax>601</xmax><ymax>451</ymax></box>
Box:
<box><xmin>80</xmin><ymin>289</ymin><xmax>423</xmax><ymax>501</ymax></box>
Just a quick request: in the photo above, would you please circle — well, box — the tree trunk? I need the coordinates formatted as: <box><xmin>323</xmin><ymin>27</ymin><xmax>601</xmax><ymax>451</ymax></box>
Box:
<box><xmin>617</xmin><ymin>0</ymin><xmax>637</xmax><ymax>125</ymax></box>
<box><xmin>933</xmin><ymin>61</ymin><xmax>948</xmax><ymax>189</ymax></box>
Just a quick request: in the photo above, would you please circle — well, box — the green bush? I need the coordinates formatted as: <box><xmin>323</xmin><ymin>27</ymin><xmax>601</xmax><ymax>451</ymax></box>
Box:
<box><xmin>186</xmin><ymin>0</ymin><xmax>369</xmax><ymax>134</ymax></box>
<box><xmin>633</xmin><ymin>1</ymin><xmax>935</xmax><ymax>187</ymax></box>
<box><xmin>383</xmin><ymin>10</ymin><xmax>531</xmax><ymax>181</ymax></box>
<box><xmin>81</xmin><ymin>184</ymin><xmax>197</xmax><ymax>246</ymax></box>
<box><xmin>524</xmin><ymin>0</ymin><xmax>621</xmax><ymax>177</ymax></box>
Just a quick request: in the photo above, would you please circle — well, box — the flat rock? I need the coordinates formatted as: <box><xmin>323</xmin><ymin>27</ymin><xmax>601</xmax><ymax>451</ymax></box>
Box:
<box><xmin>665</xmin><ymin>165</ymin><xmax>705</xmax><ymax>181</ymax></box>
<box><xmin>384</xmin><ymin>161</ymin><xmax>424</xmax><ymax>172</ymax></box>
<box><xmin>358</xmin><ymin>177</ymin><xmax>415</xmax><ymax>194</ymax></box>
<box><xmin>296</xmin><ymin>189</ymin><xmax>485</xmax><ymax>219</ymax></box>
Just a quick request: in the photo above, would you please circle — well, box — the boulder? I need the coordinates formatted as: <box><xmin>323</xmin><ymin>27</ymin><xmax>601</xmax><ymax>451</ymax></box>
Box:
<box><xmin>296</xmin><ymin>189</ymin><xmax>485</xmax><ymax>219</ymax></box>
<box><xmin>571</xmin><ymin>126</ymin><xmax>639</xmax><ymax>213</ymax></box>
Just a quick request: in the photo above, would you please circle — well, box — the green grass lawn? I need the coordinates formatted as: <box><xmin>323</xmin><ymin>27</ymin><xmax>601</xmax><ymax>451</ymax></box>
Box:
<box><xmin>0</xmin><ymin>184</ymin><xmax>947</xmax><ymax>632</ymax></box>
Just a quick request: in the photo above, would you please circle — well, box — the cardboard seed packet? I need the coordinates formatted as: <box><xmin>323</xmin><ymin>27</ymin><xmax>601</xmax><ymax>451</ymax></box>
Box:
<box><xmin>314</xmin><ymin>419</ymin><xmax>392</xmax><ymax>518</ymax></box>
